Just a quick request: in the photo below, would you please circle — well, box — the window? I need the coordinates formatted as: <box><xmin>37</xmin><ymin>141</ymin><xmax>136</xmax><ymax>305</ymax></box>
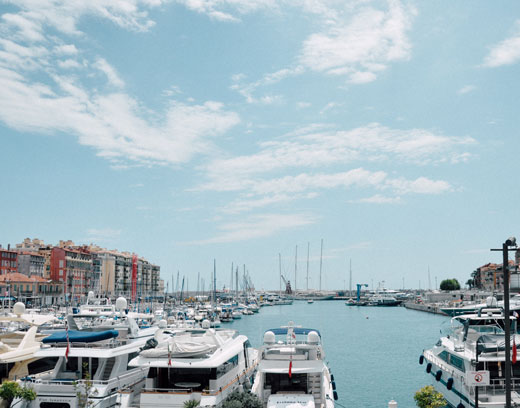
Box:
<box><xmin>59</xmin><ymin>260</ymin><xmax>64</xmax><ymax>268</ymax></box>
<box><xmin>438</xmin><ymin>351</ymin><xmax>449</xmax><ymax>362</ymax></box>
<box><xmin>449</xmin><ymin>354</ymin><xmax>465</xmax><ymax>372</ymax></box>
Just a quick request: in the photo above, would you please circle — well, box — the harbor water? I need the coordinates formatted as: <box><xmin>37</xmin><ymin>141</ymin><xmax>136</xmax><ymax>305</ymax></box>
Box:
<box><xmin>227</xmin><ymin>301</ymin><xmax>448</xmax><ymax>408</ymax></box>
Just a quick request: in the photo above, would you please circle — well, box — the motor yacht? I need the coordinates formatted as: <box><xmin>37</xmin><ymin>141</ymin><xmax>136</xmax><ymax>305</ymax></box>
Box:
<box><xmin>20</xmin><ymin>298</ymin><xmax>156</xmax><ymax>408</ymax></box>
<box><xmin>251</xmin><ymin>321</ymin><xmax>337</xmax><ymax>408</ymax></box>
<box><xmin>119</xmin><ymin>323</ymin><xmax>258</xmax><ymax>408</ymax></box>
<box><xmin>421</xmin><ymin>300</ymin><xmax>520</xmax><ymax>408</ymax></box>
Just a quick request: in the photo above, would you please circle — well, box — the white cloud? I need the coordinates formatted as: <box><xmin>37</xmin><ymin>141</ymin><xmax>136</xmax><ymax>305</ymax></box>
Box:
<box><xmin>385</xmin><ymin>177</ymin><xmax>452</xmax><ymax>195</ymax></box>
<box><xmin>299</xmin><ymin>0</ymin><xmax>415</xmax><ymax>83</ymax></box>
<box><xmin>221</xmin><ymin>192</ymin><xmax>318</xmax><ymax>214</ymax></box>
<box><xmin>86</xmin><ymin>228</ymin><xmax>122</xmax><ymax>243</ymax></box>
<box><xmin>200</xmin><ymin>123</ymin><xmax>475</xmax><ymax>185</ymax></box>
<box><xmin>350</xmin><ymin>194</ymin><xmax>401</xmax><ymax>204</ymax></box>
<box><xmin>0</xmin><ymin>3</ymin><xmax>241</xmax><ymax>167</ymax></box>
<box><xmin>457</xmin><ymin>85</ymin><xmax>476</xmax><ymax>95</ymax></box>
<box><xmin>188</xmin><ymin>213</ymin><xmax>317</xmax><ymax>244</ymax></box>
<box><xmin>175</xmin><ymin>0</ymin><xmax>280</xmax><ymax>22</ymax></box>
<box><xmin>93</xmin><ymin>58</ymin><xmax>125</xmax><ymax>88</ymax></box>
<box><xmin>483</xmin><ymin>20</ymin><xmax>520</xmax><ymax>67</ymax></box>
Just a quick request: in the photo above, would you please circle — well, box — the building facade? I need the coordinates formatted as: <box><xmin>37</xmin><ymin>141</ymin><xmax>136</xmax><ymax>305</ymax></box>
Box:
<box><xmin>0</xmin><ymin>247</ymin><xmax>17</xmax><ymax>275</ymax></box>
<box><xmin>17</xmin><ymin>253</ymin><xmax>45</xmax><ymax>277</ymax></box>
<box><xmin>0</xmin><ymin>272</ymin><xmax>64</xmax><ymax>306</ymax></box>
<box><xmin>50</xmin><ymin>246</ymin><xmax>93</xmax><ymax>303</ymax></box>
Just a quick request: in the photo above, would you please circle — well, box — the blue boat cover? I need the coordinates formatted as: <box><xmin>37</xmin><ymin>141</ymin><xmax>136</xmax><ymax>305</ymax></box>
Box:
<box><xmin>42</xmin><ymin>329</ymin><xmax>118</xmax><ymax>344</ymax></box>
<box><xmin>267</xmin><ymin>328</ymin><xmax>321</xmax><ymax>337</ymax></box>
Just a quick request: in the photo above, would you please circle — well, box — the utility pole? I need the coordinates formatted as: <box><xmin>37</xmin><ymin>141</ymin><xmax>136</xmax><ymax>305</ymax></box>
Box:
<box><xmin>491</xmin><ymin>237</ymin><xmax>517</xmax><ymax>408</ymax></box>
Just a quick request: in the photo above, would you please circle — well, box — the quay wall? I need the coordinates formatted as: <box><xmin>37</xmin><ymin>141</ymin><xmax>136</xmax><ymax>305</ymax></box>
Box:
<box><xmin>404</xmin><ymin>302</ymin><xmax>447</xmax><ymax>316</ymax></box>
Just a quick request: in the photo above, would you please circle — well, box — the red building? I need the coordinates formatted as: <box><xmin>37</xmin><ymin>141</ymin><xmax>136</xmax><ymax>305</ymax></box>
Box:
<box><xmin>50</xmin><ymin>247</ymin><xmax>92</xmax><ymax>301</ymax></box>
<box><xmin>0</xmin><ymin>248</ymin><xmax>18</xmax><ymax>275</ymax></box>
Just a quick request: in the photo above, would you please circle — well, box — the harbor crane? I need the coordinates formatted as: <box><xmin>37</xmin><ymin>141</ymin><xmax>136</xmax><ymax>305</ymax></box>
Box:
<box><xmin>356</xmin><ymin>283</ymin><xmax>368</xmax><ymax>302</ymax></box>
<box><xmin>281</xmin><ymin>275</ymin><xmax>293</xmax><ymax>294</ymax></box>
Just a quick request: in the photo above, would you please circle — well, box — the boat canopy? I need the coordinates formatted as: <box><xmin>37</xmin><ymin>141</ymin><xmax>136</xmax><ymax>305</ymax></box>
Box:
<box><xmin>266</xmin><ymin>328</ymin><xmax>321</xmax><ymax>337</ymax></box>
<box><xmin>476</xmin><ymin>334</ymin><xmax>520</xmax><ymax>354</ymax></box>
<box><xmin>42</xmin><ymin>329</ymin><xmax>118</xmax><ymax>344</ymax></box>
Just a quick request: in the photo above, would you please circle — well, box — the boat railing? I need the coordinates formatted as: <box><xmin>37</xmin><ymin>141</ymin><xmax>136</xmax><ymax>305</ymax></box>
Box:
<box><xmin>42</xmin><ymin>339</ymin><xmax>128</xmax><ymax>349</ymax></box>
<box><xmin>29</xmin><ymin>368</ymin><xmax>148</xmax><ymax>387</ymax></box>
<box><xmin>478</xmin><ymin>377</ymin><xmax>520</xmax><ymax>396</ymax></box>
<box><xmin>142</xmin><ymin>387</ymin><xmax>194</xmax><ymax>394</ymax></box>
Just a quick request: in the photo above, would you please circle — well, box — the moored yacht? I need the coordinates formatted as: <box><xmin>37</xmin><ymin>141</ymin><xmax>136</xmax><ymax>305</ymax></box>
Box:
<box><xmin>421</xmin><ymin>300</ymin><xmax>520</xmax><ymax>408</ymax></box>
<box><xmin>119</xmin><ymin>323</ymin><xmax>259</xmax><ymax>408</ymax></box>
<box><xmin>251</xmin><ymin>321</ymin><xmax>337</xmax><ymax>408</ymax></box>
<box><xmin>21</xmin><ymin>298</ymin><xmax>156</xmax><ymax>408</ymax></box>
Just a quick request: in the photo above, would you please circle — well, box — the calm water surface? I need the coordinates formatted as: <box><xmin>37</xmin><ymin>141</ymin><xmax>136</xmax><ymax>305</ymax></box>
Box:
<box><xmin>226</xmin><ymin>301</ymin><xmax>448</xmax><ymax>408</ymax></box>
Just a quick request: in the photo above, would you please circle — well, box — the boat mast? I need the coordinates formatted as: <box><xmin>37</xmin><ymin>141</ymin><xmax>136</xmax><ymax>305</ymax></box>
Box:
<box><xmin>319</xmin><ymin>238</ymin><xmax>323</xmax><ymax>292</ymax></box>
<box><xmin>294</xmin><ymin>245</ymin><xmax>298</xmax><ymax>294</ymax></box>
<box><xmin>279</xmin><ymin>253</ymin><xmax>282</xmax><ymax>296</ymax></box>
<box><xmin>213</xmin><ymin>259</ymin><xmax>216</xmax><ymax>308</ymax></box>
<box><xmin>306</xmin><ymin>242</ymin><xmax>310</xmax><ymax>291</ymax></box>
<box><xmin>349</xmin><ymin>258</ymin><xmax>352</xmax><ymax>297</ymax></box>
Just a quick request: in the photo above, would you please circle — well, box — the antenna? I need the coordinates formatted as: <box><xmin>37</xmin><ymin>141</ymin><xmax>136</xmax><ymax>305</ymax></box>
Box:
<box><xmin>319</xmin><ymin>239</ymin><xmax>323</xmax><ymax>291</ymax></box>
<box><xmin>294</xmin><ymin>245</ymin><xmax>298</xmax><ymax>293</ymax></box>
<box><xmin>306</xmin><ymin>242</ymin><xmax>310</xmax><ymax>291</ymax></box>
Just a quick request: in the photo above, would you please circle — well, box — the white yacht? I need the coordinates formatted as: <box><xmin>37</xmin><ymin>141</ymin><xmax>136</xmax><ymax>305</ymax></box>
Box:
<box><xmin>0</xmin><ymin>302</ymin><xmax>56</xmax><ymax>381</ymax></box>
<box><xmin>21</xmin><ymin>299</ymin><xmax>157</xmax><ymax>408</ymax></box>
<box><xmin>251</xmin><ymin>322</ymin><xmax>337</xmax><ymax>408</ymax></box>
<box><xmin>119</xmin><ymin>324</ymin><xmax>258</xmax><ymax>408</ymax></box>
<box><xmin>421</xmin><ymin>301</ymin><xmax>520</xmax><ymax>408</ymax></box>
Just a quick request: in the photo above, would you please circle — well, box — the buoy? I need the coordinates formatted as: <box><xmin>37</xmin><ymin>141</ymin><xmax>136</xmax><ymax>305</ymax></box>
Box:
<box><xmin>447</xmin><ymin>378</ymin><xmax>454</xmax><ymax>390</ymax></box>
<box><xmin>419</xmin><ymin>355</ymin><xmax>424</xmax><ymax>365</ymax></box>
<box><xmin>456</xmin><ymin>403</ymin><xmax>464</xmax><ymax>408</ymax></box>
<box><xmin>435</xmin><ymin>370</ymin><xmax>442</xmax><ymax>381</ymax></box>
<box><xmin>426</xmin><ymin>363</ymin><xmax>432</xmax><ymax>373</ymax></box>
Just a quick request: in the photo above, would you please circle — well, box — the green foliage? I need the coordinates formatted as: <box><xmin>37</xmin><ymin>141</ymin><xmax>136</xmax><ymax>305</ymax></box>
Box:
<box><xmin>440</xmin><ymin>279</ymin><xmax>460</xmax><ymax>291</ymax></box>
<box><xmin>183</xmin><ymin>401</ymin><xmax>200</xmax><ymax>408</ymax></box>
<box><xmin>222</xmin><ymin>389</ymin><xmax>262</xmax><ymax>408</ymax></box>
<box><xmin>75</xmin><ymin>362</ymin><xmax>98</xmax><ymax>408</ymax></box>
<box><xmin>414</xmin><ymin>385</ymin><xmax>447</xmax><ymax>408</ymax></box>
<box><xmin>466</xmin><ymin>279</ymin><xmax>474</xmax><ymax>289</ymax></box>
<box><xmin>0</xmin><ymin>381</ymin><xmax>37</xmax><ymax>407</ymax></box>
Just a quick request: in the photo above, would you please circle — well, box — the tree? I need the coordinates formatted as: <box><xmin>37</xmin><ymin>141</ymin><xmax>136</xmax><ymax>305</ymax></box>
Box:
<box><xmin>440</xmin><ymin>279</ymin><xmax>460</xmax><ymax>291</ymax></box>
<box><xmin>466</xmin><ymin>278</ymin><xmax>474</xmax><ymax>289</ymax></box>
<box><xmin>222</xmin><ymin>390</ymin><xmax>262</xmax><ymax>408</ymax></box>
<box><xmin>414</xmin><ymin>385</ymin><xmax>447</xmax><ymax>408</ymax></box>
<box><xmin>75</xmin><ymin>363</ymin><xmax>98</xmax><ymax>408</ymax></box>
<box><xmin>0</xmin><ymin>381</ymin><xmax>36</xmax><ymax>408</ymax></box>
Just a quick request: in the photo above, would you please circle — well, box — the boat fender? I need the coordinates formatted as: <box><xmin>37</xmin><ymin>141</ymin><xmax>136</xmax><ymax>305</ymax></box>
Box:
<box><xmin>332</xmin><ymin>381</ymin><xmax>336</xmax><ymax>390</ymax></box>
<box><xmin>456</xmin><ymin>403</ymin><xmax>464</xmax><ymax>408</ymax></box>
<box><xmin>426</xmin><ymin>363</ymin><xmax>432</xmax><ymax>373</ymax></box>
<box><xmin>419</xmin><ymin>355</ymin><xmax>424</xmax><ymax>365</ymax></box>
<box><xmin>447</xmin><ymin>378</ymin><xmax>454</xmax><ymax>390</ymax></box>
<box><xmin>333</xmin><ymin>391</ymin><xmax>338</xmax><ymax>401</ymax></box>
<box><xmin>435</xmin><ymin>370</ymin><xmax>442</xmax><ymax>381</ymax></box>
<box><xmin>331</xmin><ymin>374</ymin><xmax>335</xmax><ymax>382</ymax></box>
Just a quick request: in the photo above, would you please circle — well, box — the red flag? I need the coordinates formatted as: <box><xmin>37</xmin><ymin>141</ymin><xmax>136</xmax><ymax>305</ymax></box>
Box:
<box><xmin>288</xmin><ymin>360</ymin><xmax>292</xmax><ymax>378</ymax></box>
<box><xmin>65</xmin><ymin>323</ymin><xmax>70</xmax><ymax>361</ymax></box>
<box><xmin>513</xmin><ymin>335</ymin><xmax>517</xmax><ymax>364</ymax></box>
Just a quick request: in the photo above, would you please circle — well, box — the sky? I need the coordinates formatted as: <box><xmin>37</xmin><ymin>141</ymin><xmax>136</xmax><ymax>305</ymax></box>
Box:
<box><xmin>1</xmin><ymin>0</ymin><xmax>520</xmax><ymax>292</ymax></box>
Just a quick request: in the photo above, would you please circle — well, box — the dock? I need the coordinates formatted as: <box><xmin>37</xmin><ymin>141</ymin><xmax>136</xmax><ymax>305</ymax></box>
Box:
<box><xmin>404</xmin><ymin>302</ymin><xmax>447</xmax><ymax>316</ymax></box>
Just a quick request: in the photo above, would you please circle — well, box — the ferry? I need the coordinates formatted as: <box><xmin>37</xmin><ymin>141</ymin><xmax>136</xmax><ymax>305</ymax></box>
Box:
<box><xmin>119</xmin><ymin>322</ymin><xmax>258</xmax><ymax>408</ymax></box>
<box><xmin>421</xmin><ymin>298</ymin><xmax>520</xmax><ymax>407</ymax></box>
<box><xmin>251</xmin><ymin>321</ymin><xmax>337</xmax><ymax>408</ymax></box>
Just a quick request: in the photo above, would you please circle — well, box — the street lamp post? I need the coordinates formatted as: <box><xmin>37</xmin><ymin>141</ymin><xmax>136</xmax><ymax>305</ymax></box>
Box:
<box><xmin>491</xmin><ymin>237</ymin><xmax>517</xmax><ymax>408</ymax></box>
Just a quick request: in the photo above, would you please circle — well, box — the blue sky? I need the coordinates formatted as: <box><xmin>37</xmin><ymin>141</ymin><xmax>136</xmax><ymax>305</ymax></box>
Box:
<box><xmin>1</xmin><ymin>0</ymin><xmax>520</xmax><ymax>292</ymax></box>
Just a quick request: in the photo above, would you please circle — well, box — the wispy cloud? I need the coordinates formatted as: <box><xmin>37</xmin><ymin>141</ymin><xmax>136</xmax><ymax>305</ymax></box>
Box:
<box><xmin>457</xmin><ymin>85</ymin><xmax>476</xmax><ymax>95</ymax></box>
<box><xmin>349</xmin><ymin>194</ymin><xmax>402</xmax><ymax>204</ymax></box>
<box><xmin>187</xmin><ymin>213</ymin><xmax>317</xmax><ymax>244</ymax></box>
<box><xmin>86</xmin><ymin>228</ymin><xmax>122</xmax><ymax>243</ymax></box>
<box><xmin>483</xmin><ymin>20</ymin><xmax>520</xmax><ymax>67</ymax></box>
<box><xmin>0</xmin><ymin>1</ymin><xmax>240</xmax><ymax>169</ymax></box>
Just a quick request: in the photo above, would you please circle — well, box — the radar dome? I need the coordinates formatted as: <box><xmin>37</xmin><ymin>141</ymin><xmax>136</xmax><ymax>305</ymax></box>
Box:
<box><xmin>307</xmin><ymin>331</ymin><xmax>320</xmax><ymax>345</ymax></box>
<box><xmin>158</xmin><ymin>319</ymin><xmax>167</xmax><ymax>329</ymax></box>
<box><xmin>13</xmin><ymin>302</ymin><xmax>25</xmax><ymax>316</ymax></box>
<box><xmin>263</xmin><ymin>330</ymin><xmax>275</xmax><ymax>344</ymax></box>
<box><xmin>115</xmin><ymin>297</ymin><xmax>127</xmax><ymax>310</ymax></box>
<box><xmin>88</xmin><ymin>291</ymin><xmax>95</xmax><ymax>299</ymax></box>
<box><xmin>202</xmin><ymin>319</ymin><xmax>211</xmax><ymax>329</ymax></box>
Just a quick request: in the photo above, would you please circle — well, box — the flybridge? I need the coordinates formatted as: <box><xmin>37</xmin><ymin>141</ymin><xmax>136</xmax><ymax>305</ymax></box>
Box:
<box><xmin>266</xmin><ymin>328</ymin><xmax>321</xmax><ymax>338</ymax></box>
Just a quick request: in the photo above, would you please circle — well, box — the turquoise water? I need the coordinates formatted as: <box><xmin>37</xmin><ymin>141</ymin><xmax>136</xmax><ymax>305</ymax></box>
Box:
<box><xmin>226</xmin><ymin>301</ymin><xmax>448</xmax><ymax>408</ymax></box>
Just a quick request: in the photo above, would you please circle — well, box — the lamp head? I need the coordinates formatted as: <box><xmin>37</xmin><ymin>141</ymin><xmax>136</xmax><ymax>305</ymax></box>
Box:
<box><xmin>506</xmin><ymin>237</ymin><xmax>517</xmax><ymax>247</ymax></box>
